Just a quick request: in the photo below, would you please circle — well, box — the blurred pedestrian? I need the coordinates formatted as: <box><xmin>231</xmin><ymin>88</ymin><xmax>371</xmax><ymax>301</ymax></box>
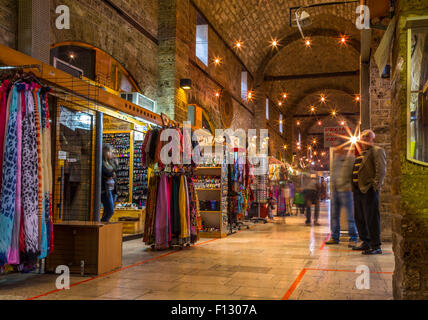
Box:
<box><xmin>326</xmin><ymin>145</ymin><xmax>359</xmax><ymax>246</ymax></box>
<box><xmin>303</xmin><ymin>173</ymin><xmax>321</xmax><ymax>226</ymax></box>
<box><xmin>320</xmin><ymin>177</ymin><xmax>327</xmax><ymax>201</ymax></box>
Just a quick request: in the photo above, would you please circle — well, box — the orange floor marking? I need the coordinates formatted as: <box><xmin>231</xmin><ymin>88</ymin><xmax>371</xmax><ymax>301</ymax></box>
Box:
<box><xmin>26</xmin><ymin>237</ymin><xmax>222</xmax><ymax>300</ymax></box>
<box><xmin>282</xmin><ymin>268</ymin><xmax>307</xmax><ymax>300</ymax></box>
<box><xmin>282</xmin><ymin>267</ymin><xmax>394</xmax><ymax>300</ymax></box>
<box><xmin>319</xmin><ymin>233</ymin><xmax>331</xmax><ymax>250</ymax></box>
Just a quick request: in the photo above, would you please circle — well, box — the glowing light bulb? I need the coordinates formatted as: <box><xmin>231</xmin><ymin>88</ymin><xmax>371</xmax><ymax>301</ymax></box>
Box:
<box><xmin>304</xmin><ymin>38</ymin><xmax>311</xmax><ymax>47</ymax></box>
<box><xmin>235</xmin><ymin>41</ymin><xmax>242</xmax><ymax>48</ymax></box>
<box><xmin>350</xmin><ymin>136</ymin><xmax>358</xmax><ymax>144</ymax></box>
<box><xmin>296</xmin><ymin>121</ymin><xmax>301</xmax><ymax>126</ymax></box>
<box><xmin>271</xmin><ymin>39</ymin><xmax>278</xmax><ymax>47</ymax></box>
<box><xmin>355</xmin><ymin>95</ymin><xmax>360</xmax><ymax>102</ymax></box>
<box><xmin>283</xmin><ymin>93</ymin><xmax>287</xmax><ymax>99</ymax></box>
<box><xmin>318</xmin><ymin>121</ymin><xmax>322</xmax><ymax>126</ymax></box>
<box><xmin>320</xmin><ymin>95</ymin><xmax>326</xmax><ymax>103</ymax></box>
<box><xmin>278</xmin><ymin>101</ymin><xmax>282</xmax><ymax>106</ymax></box>
<box><xmin>215</xmin><ymin>92</ymin><xmax>220</xmax><ymax>97</ymax></box>
<box><xmin>340</xmin><ymin>121</ymin><xmax>345</xmax><ymax>126</ymax></box>
<box><xmin>310</xmin><ymin>106</ymin><xmax>316</xmax><ymax>113</ymax></box>
<box><xmin>283</xmin><ymin>145</ymin><xmax>288</xmax><ymax>150</ymax></box>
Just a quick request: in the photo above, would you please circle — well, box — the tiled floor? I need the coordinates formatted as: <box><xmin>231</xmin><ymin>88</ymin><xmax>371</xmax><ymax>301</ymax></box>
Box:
<box><xmin>0</xmin><ymin>202</ymin><xmax>394</xmax><ymax>300</ymax></box>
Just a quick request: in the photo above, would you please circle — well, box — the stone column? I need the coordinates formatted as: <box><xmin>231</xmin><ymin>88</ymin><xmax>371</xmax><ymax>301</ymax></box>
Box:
<box><xmin>157</xmin><ymin>0</ymin><xmax>190</xmax><ymax>121</ymax></box>
<box><xmin>390</xmin><ymin>0</ymin><xmax>428</xmax><ymax>300</ymax></box>
<box><xmin>369</xmin><ymin>56</ymin><xmax>392</xmax><ymax>242</ymax></box>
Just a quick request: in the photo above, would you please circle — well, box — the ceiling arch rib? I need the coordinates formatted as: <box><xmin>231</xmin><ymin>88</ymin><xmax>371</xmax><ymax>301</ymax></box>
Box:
<box><xmin>255</xmin><ymin>28</ymin><xmax>360</xmax><ymax>84</ymax></box>
<box><xmin>269</xmin><ymin>82</ymin><xmax>359</xmax><ymax>115</ymax></box>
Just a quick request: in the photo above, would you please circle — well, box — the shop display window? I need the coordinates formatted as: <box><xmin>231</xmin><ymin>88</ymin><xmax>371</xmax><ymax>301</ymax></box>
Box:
<box><xmin>407</xmin><ymin>19</ymin><xmax>428</xmax><ymax>165</ymax></box>
<box><xmin>55</xmin><ymin>103</ymin><xmax>95</xmax><ymax>221</ymax></box>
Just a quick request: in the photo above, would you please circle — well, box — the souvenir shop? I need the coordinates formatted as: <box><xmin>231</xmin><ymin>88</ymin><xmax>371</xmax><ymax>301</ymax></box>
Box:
<box><xmin>268</xmin><ymin>158</ymin><xmax>299</xmax><ymax>217</ymax></box>
<box><xmin>0</xmin><ymin>45</ymin><xmax>163</xmax><ymax>275</ymax></box>
<box><xmin>0</xmin><ymin>45</ymin><xmax>264</xmax><ymax>276</ymax></box>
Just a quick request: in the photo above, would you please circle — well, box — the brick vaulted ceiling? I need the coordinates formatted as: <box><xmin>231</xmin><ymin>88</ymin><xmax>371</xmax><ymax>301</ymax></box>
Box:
<box><xmin>192</xmin><ymin>0</ymin><xmax>360</xmax><ymax>75</ymax></box>
<box><xmin>193</xmin><ymin>0</ymin><xmax>361</xmax><ymax>126</ymax></box>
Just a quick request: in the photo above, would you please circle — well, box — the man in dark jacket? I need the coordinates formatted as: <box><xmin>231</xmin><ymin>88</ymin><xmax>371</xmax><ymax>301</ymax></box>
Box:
<box><xmin>351</xmin><ymin>130</ymin><xmax>387</xmax><ymax>255</ymax></box>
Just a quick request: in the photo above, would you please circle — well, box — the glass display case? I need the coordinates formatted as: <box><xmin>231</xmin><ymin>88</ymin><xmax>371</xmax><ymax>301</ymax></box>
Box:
<box><xmin>407</xmin><ymin>17</ymin><xmax>428</xmax><ymax>165</ymax></box>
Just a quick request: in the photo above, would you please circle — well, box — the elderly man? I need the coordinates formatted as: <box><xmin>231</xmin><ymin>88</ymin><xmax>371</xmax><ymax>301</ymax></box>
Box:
<box><xmin>351</xmin><ymin>130</ymin><xmax>387</xmax><ymax>255</ymax></box>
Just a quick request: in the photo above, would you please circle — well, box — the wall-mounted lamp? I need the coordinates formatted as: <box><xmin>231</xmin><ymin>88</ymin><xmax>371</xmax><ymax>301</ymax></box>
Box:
<box><xmin>180</xmin><ymin>79</ymin><xmax>192</xmax><ymax>90</ymax></box>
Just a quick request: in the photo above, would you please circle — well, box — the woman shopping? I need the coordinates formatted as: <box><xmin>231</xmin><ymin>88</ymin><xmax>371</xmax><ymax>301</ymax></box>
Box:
<box><xmin>101</xmin><ymin>144</ymin><xmax>118</xmax><ymax>222</ymax></box>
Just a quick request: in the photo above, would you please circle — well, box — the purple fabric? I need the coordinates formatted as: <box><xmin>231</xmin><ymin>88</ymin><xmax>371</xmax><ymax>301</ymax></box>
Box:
<box><xmin>184</xmin><ymin>176</ymin><xmax>190</xmax><ymax>239</ymax></box>
<box><xmin>155</xmin><ymin>175</ymin><xmax>169</xmax><ymax>249</ymax></box>
<box><xmin>7</xmin><ymin>87</ymin><xmax>23</xmax><ymax>264</ymax></box>
<box><xmin>0</xmin><ymin>80</ymin><xmax>10</xmax><ymax>188</ymax></box>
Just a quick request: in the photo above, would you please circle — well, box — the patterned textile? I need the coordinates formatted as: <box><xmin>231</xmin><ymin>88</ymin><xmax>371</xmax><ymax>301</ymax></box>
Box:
<box><xmin>7</xmin><ymin>85</ymin><xmax>23</xmax><ymax>265</ymax></box>
<box><xmin>0</xmin><ymin>86</ymin><xmax>18</xmax><ymax>266</ymax></box>
<box><xmin>21</xmin><ymin>89</ymin><xmax>39</xmax><ymax>263</ymax></box>
<box><xmin>35</xmin><ymin>90</ymin><xmax>47</xmax><ymax>260</ymax></box>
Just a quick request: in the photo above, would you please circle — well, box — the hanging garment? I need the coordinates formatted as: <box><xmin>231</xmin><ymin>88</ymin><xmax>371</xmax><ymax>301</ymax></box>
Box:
<box><xmin>0</xmin><ymin>80</ymin><xmax>11</xmax><ymax>188</ymax></box>
<box><xmin>155</xmin><ymin>175</ymin><xmax>169</xmax><ymax>250</ymax></box>
<box><xmin>184</xmin><ymin>176</ymin><xmax>190</xmax><ymax>239</ymax></box>
<box><xmin>21</xmin><ymin>88</ymin><xmax>39</xmax><ymax>263</ymax></box>
<box><xmin>178</xmin><ymin>175</ymin><xmax>188</xmax><ymax>239</ymax></box>
<box><xmin>141</xmin><ymin>130</ymin><xmax>152</xmax><ymax>168</ymax></box>
<box><xmin>40</xmin><ymin>89</ymin><xmax>53</xmax><ymax>256</ymax></box>
<box><xmin>0</xmin><ymin>85</ymin><xmax>18</xmax><ymax>266</ymax></box>
<box><xmin>143</xmin><ymin>174</ymin><xmax>158</xmax><ymax>245</ymax></box>
<box><xmin>167</xmin><ymin>176</ymin><xmax>172</xmax><ymax>242</ymax></box>
<box><xmin>7</xmin><ymin>84</ymin><xmax>24</xmax><ymax>265</ymax></box>
<box><xmin>170</xmin><ymin>175</ymin><xmax>181</xmax><ymax>236</ymax></box>
<box><xmin>33</xmin><ymin>88</ymin><xmax>47</xmax><ymax>260</ymax></box>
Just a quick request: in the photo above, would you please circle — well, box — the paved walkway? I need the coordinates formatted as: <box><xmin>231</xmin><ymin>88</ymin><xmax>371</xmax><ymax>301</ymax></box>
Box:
<box><xmin>0</xmin><ymin>203</ymin><xmax>394</xmax><ymax>300</ymax></box>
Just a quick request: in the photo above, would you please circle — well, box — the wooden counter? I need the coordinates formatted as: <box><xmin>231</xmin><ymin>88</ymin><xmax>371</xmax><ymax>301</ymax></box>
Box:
<box><xmin>46</xmin><ymin>221</ymin><xmax>123</xmax><ymax>275</ymax></box>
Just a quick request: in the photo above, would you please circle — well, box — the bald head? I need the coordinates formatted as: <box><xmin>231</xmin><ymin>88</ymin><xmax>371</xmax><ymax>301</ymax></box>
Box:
<box><xmin>361</xmin><ymin>129</ymin><xmax>375</xmax><ymax>149</ymax></box>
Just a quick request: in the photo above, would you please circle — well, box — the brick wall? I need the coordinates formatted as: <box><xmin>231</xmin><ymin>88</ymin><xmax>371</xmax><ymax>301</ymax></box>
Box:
<box><xmin>185</xmin><ymin>3</ymin><xmax>254</xmax><ymax>131</ymax></box>
<box><xmin>50</xmin><ymin>0</ymin><xmax>159</xmax><ymax>99</ymax></box>
<box><xmin>369</xmin><ymin>56</ymin><xmax>393</xmax><ymax>242</ymax></box>
<box><xmin>0</xmin><ymin>0</ymin><xmax>16</xmax><ymax>48</ymax></box>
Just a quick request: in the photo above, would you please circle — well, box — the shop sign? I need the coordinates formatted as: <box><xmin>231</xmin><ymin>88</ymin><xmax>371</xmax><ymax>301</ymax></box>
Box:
<box><xmin>58</xmin><ymin>150</ymin><xmax>67</xmax><ymax>160</ymax></box>
<box><xmin>324</xmin><ymin>126</ymin><xmax>350</xmax><ymax>147</ymax></box>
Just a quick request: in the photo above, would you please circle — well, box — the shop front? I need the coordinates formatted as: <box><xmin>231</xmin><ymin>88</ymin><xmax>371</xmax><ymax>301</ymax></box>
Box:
<box><xmin>0</xmin><ymin>44</ymin><xmax>162</xmax><ymax>275</ymax></box>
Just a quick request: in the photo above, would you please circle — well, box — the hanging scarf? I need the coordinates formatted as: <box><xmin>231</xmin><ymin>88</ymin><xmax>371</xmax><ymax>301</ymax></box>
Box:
<box><xmin>0</xmin><ymin>80</ymin><xmax>11</xmax><ymax>187</ymax></box>
<box><xmin>21</xmin><ymin>87</ymin><xmax>40</xmax><ymax>263</ymax></box>
<box><xmin>0</xmin><ymin>85</ymin><xmax>18</xmax><ymax>266</ymax></box>
<box><xmin>155</xmin><ymin>175</ymin><xmax>169</xmax><ymax>250</ymax></box>
<box><xmin>7</xmin><ymin>84</ymin><xmax>24</xmax><ymax>265</ymax></box>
